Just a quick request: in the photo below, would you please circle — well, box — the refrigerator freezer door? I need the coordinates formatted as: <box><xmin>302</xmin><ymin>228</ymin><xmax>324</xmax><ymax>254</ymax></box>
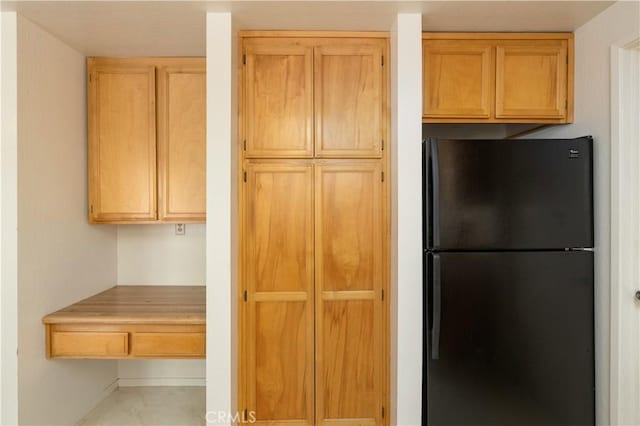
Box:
<box><xmin>424</xmin><ymin>251</ymin><xmax>594</xmax><ymax>426</ymax></box>
<box><xmin>425</xmin><ymin>137</ymin><xmax>593</xmax><ymax>250</ymax></box>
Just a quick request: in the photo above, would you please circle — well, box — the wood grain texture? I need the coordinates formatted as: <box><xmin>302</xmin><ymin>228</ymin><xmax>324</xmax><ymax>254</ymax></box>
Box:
<box><xmin>496</xmin><ymin>41</ymin><xmax>568</xmax><ymax>118</ymax></box>
<box><xmin>157</xmin><ymin>60</ymin><xmax>206</xmax><ymax>222</ymax></box>
<box><xmin>314</xmin><ymin>40</ymin><xmax>384</xmax><ymax>158</ymax></box>
<box><xmin>42</xmin><ymin>285</ymin><xmax>205</xmax><ymax>325</ymax></box>
<box><xmin>43</xmin><ymin>286</ymin><xmax>205</xmax><ymax>359</ymax></box>
<box><xmin>421</xmin><ymin>33</ymin><xmax>574</xmax><ymax>124</ymax></box>
<box><xmin>239</xmin><ymin>33</ymin><xmax>390</xmax><ymax>426</ymax></box>
<box><xmin>245</xmin><ymin>161</ymin><xmax>314</xmax><ymax>424</ymax></box>
<box><xmin>422</xmin><ymin>40</ymin><xmax>494</xmax><ymax>118</ymax></box>
<box><xmin>50</xmin><ymin>331</ymin><xmax>129</xmax><ymax>358</ymax></box>
<box><xmin>131</xmin><ymin>332</ymin><xmax>205</xmax><ymax>357</ymax></box>
<box><xmin>422</xmin><ymin>32</ymin><xmax>573</xmax><ymax>40</ymax></box>
<box><xmin>88</xmin><ymin>59</ymin><xmax>157</xmax><ymax>222</ymax></box>
<box><xmin>566</xmin><ymin>35</ymin><xmax>575</xmax><ymax>123</ymax></box>
<box><xmin>240</xmin><ymin>31</ymin><xmax>388</xmax><ymax>39</ymax></box>
<box><xmin>244</xmin><ymin>39</ymin><xmax>314</xmax><ymax>158</ymax></box>
<box><xmin>315</xmin><ymin>161</ymin><xmax>383</xmax><ymax>425</ymax></box>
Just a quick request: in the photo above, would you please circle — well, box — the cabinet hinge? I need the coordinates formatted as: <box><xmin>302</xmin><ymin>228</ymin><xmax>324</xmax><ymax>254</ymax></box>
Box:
<box><xmin>566</xmin><ymin>55</ymin><xmax>569</xmax><ymax>65</ymax></box>
<box><xmin>243</xmin><ymin>140</ymin><xmax>247</xmax><ymax>151</ymax></box>
<box><xmin>243</xmin><ymin>54</ymin><xmax>246</xmax><ymax>65</ymax></box>
<box><xmin>381</xmin><ymin>55</ymin><xmax>384</xmax><ymax>67</ymax></box>
<box><xmin>382</xmin><ymin>405</ymin><xmax>385</xmax><ymax>418</ymax></box>
<box><xmin>381</xmin><ymin>139</ymin><xmax>384</xmax><ymax>151</ymax></box>
<box><xmin>243</xmin><ymin>170</ymin><xmax>247</xmax><ymax>182</ymax></box>
<box><xmin>243</xmin><ymin>408</ymin><xmax>248</xmax><ymax>420</ymax></box>
<box><xmin>89</xmin><ymin>73</ymin><xmax>92</xmax><ymax>83</ymax></box>
<box><xmin>90</xmin><ymin>205</ymin><xmax>94</xmax><ymax>214</ymax></box>
<box><xmin>565</xmin><ymin>99</ymin><xmax>568</xmax><ymax>108</ymax></box>
<box><xmin>381</xmin><ymin>171</ymin><xmax>385</xmax><ymax>182</ymax></box>
<box><xmin>243</xmin><ymin>290</ymin><xmax>248</xmax><ymax>302</ymax></box>
<box><xmin>381</xmin><ymin>289</ymin><xmax>385</xmax><ymax>301</ymax></box>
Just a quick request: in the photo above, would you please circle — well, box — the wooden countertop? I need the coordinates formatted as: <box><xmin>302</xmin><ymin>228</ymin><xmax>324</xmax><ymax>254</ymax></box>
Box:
<box><xmin>42</xmin><ymin>285</ymin><xmax>205</xmax><ymax>325</ymax></box>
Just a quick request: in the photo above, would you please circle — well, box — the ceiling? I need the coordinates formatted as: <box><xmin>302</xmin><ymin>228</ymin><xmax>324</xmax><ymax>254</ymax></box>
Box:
<box><xmin>1</xmin><ymin>1</ymin><xmax>615</xmax><ymax>56</ymax></box>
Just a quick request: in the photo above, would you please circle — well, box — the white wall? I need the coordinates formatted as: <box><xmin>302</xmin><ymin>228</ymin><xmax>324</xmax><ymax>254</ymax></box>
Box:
<box><xmin>15</xmin><ymin>15</ymin><xmax>119</xmax><ymax>426</ymax></box>
<box><xmin>117</xmin><ymin>225</ymin><xmax>205</xmax><ymax>285</ymax></box>
<box><xmin>117</xmin><ymin>224</ymin><xmax>206</xmax><ymax>386</ymax></box>
<box><xmin>522</xmin><ymin>2</ymin><xmax>640</xmax><ymax>424</ymax></box>
<box><xmin>206</xmin><ymin>12</ymin><xmax>238</xmax><ymax>424</ymax></box>
<box><xmin>0</xmin><ymin>12</ymin><xmax>3</xmax><ymax>423</ymax></box>
<box><xmin>391</xmin><ymin>13</ymin><xmax>423</xmax><ymax>426</ymax></box>
<box><xmin>1</xmin><ymin>11</ymin><xmax>19</xmax><ymax>426</ymax></box>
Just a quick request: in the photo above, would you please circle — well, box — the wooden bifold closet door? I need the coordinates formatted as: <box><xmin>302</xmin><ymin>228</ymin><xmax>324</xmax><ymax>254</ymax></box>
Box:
<box><xmin>244</xmin><ymin>161</ymin><xmax>315</xmax><ymax>425</ymax></box>
<box><xmin>241</xmin><ymin>33</ymin><xmax>389</xmax><ymax>426</ymax></box>
<box><xmin>244</xmin><ymin>161</ymin><xmax>384</xmax><ymax>425</ymax></box>
<box><xmin>315</xmin><ymin>161</ymin><xmax>384</xmax><ymax>425</ymax></box>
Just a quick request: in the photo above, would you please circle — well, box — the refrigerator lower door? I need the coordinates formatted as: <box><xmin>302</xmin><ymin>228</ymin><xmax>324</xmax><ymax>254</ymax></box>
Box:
<box><xmin>424</xmin><ymin>251</ymin><xmax>594</xmax><ymax>426</ymax></box>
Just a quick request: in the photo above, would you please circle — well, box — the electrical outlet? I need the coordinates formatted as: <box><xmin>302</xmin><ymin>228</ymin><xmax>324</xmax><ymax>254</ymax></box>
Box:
<box><xmin>175</xmin><ymin>224</ymin><xmax>185</xmax><ymax>235</ymax></box>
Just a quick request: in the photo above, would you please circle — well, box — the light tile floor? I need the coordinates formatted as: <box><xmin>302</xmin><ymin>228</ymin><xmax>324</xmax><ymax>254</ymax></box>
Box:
<box><xmin>77</xmin><ymin>387</ymin><xmax>205</xmax><ymax>426</ymax></box>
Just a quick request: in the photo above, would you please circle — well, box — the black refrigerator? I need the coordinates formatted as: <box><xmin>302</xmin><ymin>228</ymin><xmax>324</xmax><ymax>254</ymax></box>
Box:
<box><xmin>422</xmin><ymin>136</ymin><xmax>595</xmax><ymax>425</ymax></box>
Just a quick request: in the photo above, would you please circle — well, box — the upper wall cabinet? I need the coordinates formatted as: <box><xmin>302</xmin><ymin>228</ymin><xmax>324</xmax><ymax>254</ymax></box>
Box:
<box><xmin>244</xmin><ymin>39</ymin><xmax>314</xmax><ymax>158</ymax></box>
<box><xmin>88</xmin><ymin>58</ymin><xmax>206</xmax><ymax>224</ymax></box>
<box><xmin>314</xmin><ymin>40</ymin><xmax>384</xmax><ymax>157</ymax></box>
<box><xmin>157</xmin><ymin>64</ymin><xmax>206</xmax><ymax>222</ymax></box>
<box><xmin>423</xmin><ymin>40</ymin><xmax>494</xmax><ymax>119</ymax></box>
<box><xmin>242</xmin><ymin>37</ymin><xmax>386</xmax><ymax>158</ymax></box>
<box><xmin>495</xmin><ymin>41</ymin><xmax>568</xmax><ymax>119</ymax></box>
<box><xmin>422</xmin><ymin>33</ymin><xmax>573</xmax><ymax>124</ymax></box>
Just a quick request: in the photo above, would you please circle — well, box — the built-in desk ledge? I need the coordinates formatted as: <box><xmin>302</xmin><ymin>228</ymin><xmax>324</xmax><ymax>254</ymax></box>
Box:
<box><xmin>42</xmin><ymin>286</ymin><xmax>205</xmax><ymax>359</ymax></box>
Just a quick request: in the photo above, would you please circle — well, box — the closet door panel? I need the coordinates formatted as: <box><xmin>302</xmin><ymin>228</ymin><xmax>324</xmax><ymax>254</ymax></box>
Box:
<box><xmin>245</xmin><ymin>161</ymin><xmax>314</xmax><ymax>425</ymax></box>
<box><xmin>315</xmin><ymin>161</ymin><xmax>384</xmax><ymax>425</ymax></box>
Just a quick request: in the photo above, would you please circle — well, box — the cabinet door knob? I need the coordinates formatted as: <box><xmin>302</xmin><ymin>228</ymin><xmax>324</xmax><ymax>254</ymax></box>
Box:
<box><xmin>635</xmin><ymin>291</ymin><xmax>640</xmax><ymax>301</ymax></box>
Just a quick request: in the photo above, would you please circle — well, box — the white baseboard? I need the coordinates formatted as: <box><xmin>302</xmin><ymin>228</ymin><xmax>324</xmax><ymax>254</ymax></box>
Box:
<box><xmin>117</xmin><ymin>377</ymin><xmax>206</xmax><ymax>387</ymax></box>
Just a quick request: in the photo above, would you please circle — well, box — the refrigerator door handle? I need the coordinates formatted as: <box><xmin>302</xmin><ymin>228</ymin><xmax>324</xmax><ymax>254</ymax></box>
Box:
<box><xmin>430</xmin><ymin>140</ymin><xmax>441</xmax><ymax>248</ymax></box>
<box><xmin>432</xmin><ymin>253</ymin><xmax>441</xmax><ymax>360</ymax></box>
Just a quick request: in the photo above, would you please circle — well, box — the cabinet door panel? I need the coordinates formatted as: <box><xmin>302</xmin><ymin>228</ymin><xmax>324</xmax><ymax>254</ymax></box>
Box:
<box><xmin>88</xmin><ymin>65</ymin><xmax>157</xmax><ymax>222</ymax></box>
<box><xmin>157</xmin><ymin>62</ymin><xmax>206</xmax><ymax>222</ymax></box>
<box><xmin>423</xmin><ymin>40</ymin><xmax>494</xmax><ymax>118</ymax></box>
<box><xmin>245</xmin><ymin>40</ymin><xmax>313</xmax><ymax>158</ymax></box>
<box><xmin>315</xmin><ymin>41</ymin><xmax>384</xmax><ymax>158</ymax></box>
<box><xmin>496</xmin><ymin>42</ymin><xmax>567</xmax><ymax>118</ymax></box>
<box><xmin>315</xmin><ymin>161</ymin><xmax>383</xmax><ymax>425</ymax></box>
<box><xmin>245</xmin><ymin>161</ymin><xmax>314</xmax><ymax>425</ymax></box>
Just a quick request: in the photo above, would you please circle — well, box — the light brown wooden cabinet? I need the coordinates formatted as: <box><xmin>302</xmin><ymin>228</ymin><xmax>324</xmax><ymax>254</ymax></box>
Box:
<box><xmin>242</xmin><ymin>36</ymin><xmax>386</xmax><ymax>158</ymax></box>
<box><xmin>244</xmin><ymin>39</ymin><xmax>314</xmax><ymax>158</ymax></box>
<box><xmin>422</xmin><ymin>40</ymin><xmax>494</xmax><ymax>119</ymax></box>
<box><xmin>314</xmin><ymin>41</ymin><xmax>384</xmax><ymax>157</ymax></box>
<box><xmin>88</xmin><ymin>57</ymin><xmax>206</xmax><ymax>224</ymax></box>
<box><xmin>422</xmin><ymin>33</ymin><xmax>574</xmax><ymax>123</ymax></box>
<box><xmin>43</xmin><ymin>286</ymin><xmax>205</xmax><ymax>359</ymax></box>
<box><xmin>244</xmin><ymin>160</ymin><xmax>315</xmax><ymax>424</ymax></box>
<box><xmin>240</xmin><ymin>32</ymin><xmax>389</xmax><ymax>426</ymax></box>
<box><xmin>315</xmin><ymin>161</ymin><xmax>384</xmax><ymax>425</ymax></box>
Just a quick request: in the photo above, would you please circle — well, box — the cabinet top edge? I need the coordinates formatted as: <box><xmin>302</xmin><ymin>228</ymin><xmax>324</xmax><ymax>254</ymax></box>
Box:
<box><xmin>422</xmin><ymin>32</ymin><xmax>573</xmax><ymax>40</ymax></box>
<box><xmin>87</xmin><ymin>57</ymin><xmax>205</xmax><ymax>67</ymax></box>
<box><xmin>239</xmin><ymin>30</ymin><xmax>389</xmax><ymax>38</ymax></box>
